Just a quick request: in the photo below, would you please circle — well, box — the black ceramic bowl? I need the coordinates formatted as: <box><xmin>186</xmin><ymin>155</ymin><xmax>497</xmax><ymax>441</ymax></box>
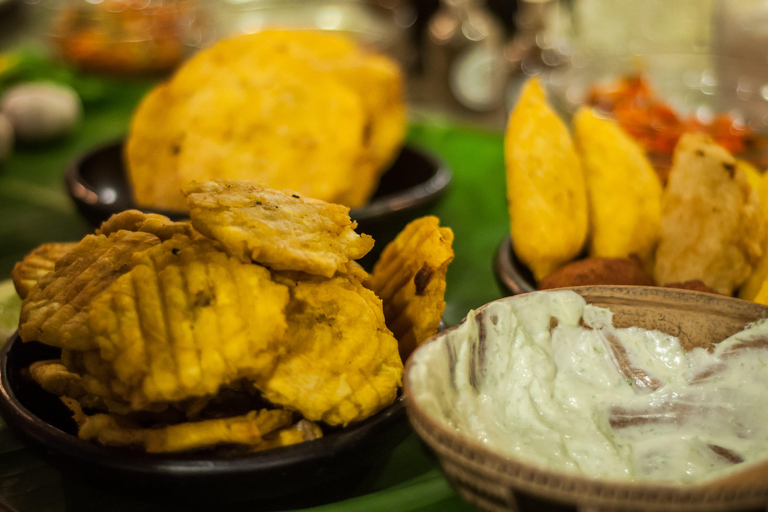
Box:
<box><xmin>492</xmin><ymin>235</ymin><xmax>536</xmax><ymax>297</ymax></box>
<box><xmin>64</xmin><ymin>141</ymin><xmax>451</xmax><ymax>269</ymax></box>
<box><xmin>0</xmin><ymin>333</ymin><xmax>410</xmax><ymax>504</ymax></box>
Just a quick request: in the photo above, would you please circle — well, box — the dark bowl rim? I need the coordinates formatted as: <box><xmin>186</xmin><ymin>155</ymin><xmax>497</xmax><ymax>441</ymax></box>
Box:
<box><xmin>63</xmin><ymin>139</ymin><xmax>453</xmax><ymax>223</ymax></box>
<box><xmin>403</xmin><ymin>286</ymin><xmax>768</xmax><ymax>506</ymax></box>
<box><xmin>0</xmin><ymin>331</ymin><xmax>406</xmax><ymax>477</ymax></box>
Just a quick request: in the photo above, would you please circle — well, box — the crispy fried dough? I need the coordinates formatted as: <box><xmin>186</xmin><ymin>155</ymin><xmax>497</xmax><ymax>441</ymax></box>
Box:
<box><xmin>184</xmin><ymin>180</ymin><xmax>374</xmax><ymax>278</ymax></box>
<box><xmin>87</xmin><ymin>235</ymin><xmax>290</xmax><ymax>409</ymax></box>
<box><xmin>96</xmin><ymin>210</ymin><xmax>195</xmax><ymax>240</ymax></box>
<box><xmin>654</xmin><ymin>134</ymin><xmax>765</xmax><ymax>295</ymax></box>
<box><xmin>64</xmin><ymin>397</ymin><xmax>295</xmax><ymax>453</ymax></box>
<box><xmin>19</xmin><ymin>231</ymin><xmax>162</xmax><ymax>351</ymax></box>
<box><xmin>257</xmin><ymin>273</ymin><xmax>402</xmax><ymax>426</ymax></box>
<box><xmin>12</xmin><ymin>242</ymin><xmax>78</xmax><ymax>299</ymax></box>
<box><xmin>366</xmin><ymin>216</ymin><xmax>454</xmax><ymax>360</ymax></box>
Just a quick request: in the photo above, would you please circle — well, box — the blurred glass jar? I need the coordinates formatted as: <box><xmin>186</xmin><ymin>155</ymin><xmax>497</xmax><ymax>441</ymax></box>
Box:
<box><xmin>29</xmin><ymin>0</ymin><xmax>215</xmax><ymax>75</ymax></box>
<box><xmin>219</xmin><ymin>0</ymin><xmax>416</xmax><ymax>69</ymax></box>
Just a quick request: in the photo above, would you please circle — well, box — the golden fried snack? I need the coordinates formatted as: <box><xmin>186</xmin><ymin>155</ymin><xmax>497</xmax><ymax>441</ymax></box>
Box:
<box><xmin>505</xmin><ymin>78</ymin><xmax>588</xmax><ymax>280</ymax></box>
<box><xmin>739</xmin><ymin>167</ymin><xmax>768</xmax><ymax>301</ymax></box>
<box><xmin>11</xmin><ymin>242</ymin><xmax>78</xmax><ymax>299</ymax></box>
<box><xmin>573</xmin><ymin>108</ymin><xmax>662</xmax><ymax>263</ymax></box>
<box><xmin>366</xmin><ymin>216</ymin><xmax>454</xmax><ymax>361</ymax></box>
<box><xmin>96</xmin><ymin>209</ymin><xmax>195</xmax><ymax>241</ymax></box>
<box><xmin>537</xmin><ymin>256</ymin><xmax>655</xmax><ymax>290</ymax></box>
<box><xmin>125</xmin><ymin>30</ymin><xmax>405</xmax><ymax>211</ymax></box>
<box><xmin>254</xmin><ymin>419</ymin><xmax>323</xmax><ymax>452</ymax></box>
<box><xmin>64</xmin><ymin>398</ymin><xmax>295</xmax><ymax>453</ymax></box>
<box><xmin>256</xmin><ymin>273</ymin><xmax>402</xmax><ymax>426</ymax></box>
<box><xmin>184</xmin><ymin>180</ymin><xmax>374</xmax><ymax>278</ymax></box>
<box><xmin>654</xmin><ymin>134</ymin><xmax>765</xmax><ymax>295</ymax></box>
<box><xmin>27</xmin><ymin>359</ymin><xmax>87</xmax><ymax>399</ymax></box>
<box><xmin>86</xmin><ymin>235</ymin><xmax>290</xmax><ymax>409</ymax></box>
<box><xmin>19</xmin><ymin>231</ymin><xmax>162</xmax><ymax>351</ymax></box>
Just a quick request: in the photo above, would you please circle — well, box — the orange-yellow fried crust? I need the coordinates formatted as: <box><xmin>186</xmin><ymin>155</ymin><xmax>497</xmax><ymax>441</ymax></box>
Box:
<box><xmin>183</xmin><ymin>180</ymin><xmax>374</xmax><ymax>278</ymax></box>
<box><xmin>256</xmin><ymin>273</ymin><xmax>402</xmax><ymax>426</ymax></box>
<box><xmin>367</xmin><ymin>216</ymin><xmax>454</xmax><ymax>361</ymax></box>
<box><xmin>19</xmin><ymin>231</ymin><xmax>163</xmax><ymax>351</ymax></box>
<box><xmin>96</xmin><ymin>210</ymin><xmax>196</xmax><ymax>240</ymax></box>
<box><xmin>63</xmin><ymin>398</ymin><xmax>295</xmax><ymax>453</ymax></box>
<box><xmin>12</xmin><ymin>242</ymin><xmax>78</xmax><ymax>299</ymax></box>
<box><xmin>86</xmin><ymin>235</ymin><xmax>290</xmax><ymax>409</ymax></box>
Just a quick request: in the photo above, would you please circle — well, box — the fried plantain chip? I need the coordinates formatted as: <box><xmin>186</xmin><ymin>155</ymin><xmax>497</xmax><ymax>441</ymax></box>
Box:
<box><xmin>12</xmin><ymin>242</ymin><xmax>78</xmax><ymax>299</ymax></box>
<box><xmin>86</xmin><ymin>235</ymin><xmax>290</xmax><ymax>409</ymax></box>
<box><xmin>252</xmin><ymin>419</ymin><xmax>323</xmax><ymax>452</ymax></box>
<box><xmin>256</xmin><ymin>272</ymin><xmax>402</xmax><ymax>426</ymax></box>
<box><xmin>125</xmin><ymin>30</ymin><xmax>405</xmax><ymax>211</ymax></box>
<box><xmin>96</xmin><ymin>210</ymin><xmax>195</xmax><ymax>241</ymax></box>
<box><xmin>366</xmin><ymin>216</ymin><xmax>454</xmax><ymax>361</ymax></box>
<box><xmin>19</xmin><ymin>231</ymin><xmax>162</xmax><ymax>351</ymax></box>
<box><xmin>183</xmin><ymin>180</ymin><xmax>374</xmax><ymax>278</ymax></box>
<box><xmin>654</xmin><ymin>134</ymin><xmax>765</xmax><ymax>295</ymax></box>
<box><xmin>64</xmin><ymin>397</ymin><xmax>295</xmax><ymax>453</ymax></box>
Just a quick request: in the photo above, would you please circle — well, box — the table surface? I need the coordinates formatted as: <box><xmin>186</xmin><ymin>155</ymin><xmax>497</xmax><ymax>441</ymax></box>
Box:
<box><xmin>0</xmin><ymin>33</ymin><xmax>522</xmax><ymax>510</ymax></box>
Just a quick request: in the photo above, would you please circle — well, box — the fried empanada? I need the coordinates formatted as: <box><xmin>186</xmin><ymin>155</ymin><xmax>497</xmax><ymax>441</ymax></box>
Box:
<box><xmin>184</xmin><ymin>180</ymin><xmax>374</xmax><ymax>278</ymax></box>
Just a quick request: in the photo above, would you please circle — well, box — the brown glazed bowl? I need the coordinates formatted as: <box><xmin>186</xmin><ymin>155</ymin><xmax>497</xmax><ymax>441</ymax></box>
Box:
<box><xmin>404</xmin><ymin>286</ymin><xmax>768</xmax><ymax>512</ymax></box>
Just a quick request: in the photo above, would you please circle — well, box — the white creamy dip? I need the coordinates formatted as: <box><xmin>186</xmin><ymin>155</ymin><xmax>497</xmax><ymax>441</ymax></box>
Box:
<box><xmin>409</xmin><ymin>290</ymin><xmax>768</xmax><ymax>483</ymax></box>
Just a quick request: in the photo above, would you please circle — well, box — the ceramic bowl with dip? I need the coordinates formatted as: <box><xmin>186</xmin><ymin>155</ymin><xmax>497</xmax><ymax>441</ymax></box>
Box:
<box><xmin>405</xmin><ymin>286</ymin><xmax>768</xmax><ymax>511</ymax></box>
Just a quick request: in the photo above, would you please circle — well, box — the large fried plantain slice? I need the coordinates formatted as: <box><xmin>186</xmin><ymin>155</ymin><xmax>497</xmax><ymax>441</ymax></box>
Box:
<box><xmin>12</xmin><ymin>242</ymin><xmax>78</xmax><ymax>299</ymax></box>
<box><xmin>256</xmin><ymin>272</ymin><xmax>402</xmax><ymax>426</ymax></box>
<box><xmin>366</xmin><ymin>216</ymin><xmax>454</xmax><ymax>361</ymax></box>
<box><xmin>64</xmin><ymin>398</ymin><xmax>296</xmax><ymax>453</ymax></box>
<box><xmin>86</xmin><ymin>235</ymin><xmax>290</xmax><ymax>409</ymax></box>
<box><xmin>183</xmin><ymin>180</ymin><xmax>374</xmax><ymax>278</ymax></box>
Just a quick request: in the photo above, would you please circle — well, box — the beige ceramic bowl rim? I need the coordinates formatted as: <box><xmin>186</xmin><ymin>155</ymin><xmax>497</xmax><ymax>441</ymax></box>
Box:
<box><xmin>403</xmin><ymin>285</ymin><xmax>768</xmax><ymax>507</ymax></box>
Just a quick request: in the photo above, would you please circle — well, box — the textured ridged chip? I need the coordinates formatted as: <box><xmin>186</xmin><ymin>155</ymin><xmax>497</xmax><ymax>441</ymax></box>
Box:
<box><xmin>96</xmin><ymin>210</ymin><xmax>195</xmax><ymax>241</ymax></box>
<box><xmin>573</xmin><ymin>108</ymin><xmax>662</xmax><ymax>263</ymax></box>
<box><xmin>86</xmin><ymin>235</ymin><xmax>290</xmax><ymax>409</ymax></box>
<box><xmin>654</xmin><ymin>133</ymin><xmax>765</xmax><ymax>295</ymax></box>
<box><xmin>19</xmin><ymin>231</ymin><xmax>162</xmax><ymax>351</ymax></box>
<box><xmin>366</xmin><ymin>216</ymin><xmax>454</xmax><ymax>361</ymax></box>
<box><xmin>505</xmin><ymin>77</ymin><xmax>588</xmax><ymax>280</ymax></box>
<box><xmin>64</xmin><ymin>398</ymin><xmax>295</xmax><ymax>453</ymax></box>
<box><xmin>125</xmin><ymin>30</ymin><xmax>405</xmax><ymax>211</ymax></box>
<box><xmin>12</xmin><ymin>242</ymin><xmax>78</xmax><ymax>299</ymax></box>
<box><xmin>184</xmin><ymin>180</ymin><xmax>374</xmax><ymax>278</ymax></box>
<box><xmin>257</xmin><ymin>273</ymin><xmax>402</xmax><ymax>426</ymax></box>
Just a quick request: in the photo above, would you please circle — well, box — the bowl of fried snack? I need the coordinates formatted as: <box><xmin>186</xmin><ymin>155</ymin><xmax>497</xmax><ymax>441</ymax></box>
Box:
<box><xmin>65</xmin><ymin>29</ymin><xmax>451</xmax><ymax>262</ymax></box>
<box><xmin>405</xmin><ymin>285</ymin><xmax>768</xmax><ymax>511</ymax></box>
<box><xmin>3</xmin><ymin>180</ymin><xmax>454</xmax><ymax>502</ymax></box>
<box><xmin>495</xmin><ymin>76</ymin><xmax>768</xmax><ymax>305</ymax></box>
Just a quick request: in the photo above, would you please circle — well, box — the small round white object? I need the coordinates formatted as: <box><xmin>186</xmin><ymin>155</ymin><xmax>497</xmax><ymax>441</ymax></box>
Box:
<box><xmin>1</xmin><ymin>82</ymin><xmax>82</xmax><ymax>142</ymax></box>
<box><xmin>0</xmin><ymin>113</ymin><xmax>13</xmax><ymax>161</ymax></box>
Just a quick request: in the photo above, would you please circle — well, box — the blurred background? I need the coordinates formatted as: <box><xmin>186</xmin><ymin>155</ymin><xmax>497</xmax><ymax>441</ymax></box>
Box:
<box><xmin>2</xmin><ymin>0</ymin><xmax>764</xmax><ymax>129</ymax></box>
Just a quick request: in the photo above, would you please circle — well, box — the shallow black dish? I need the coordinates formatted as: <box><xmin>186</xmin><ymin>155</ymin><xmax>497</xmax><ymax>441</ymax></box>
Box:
<box><xmin>0</xmin><ymin>332</ymin><xmax>410</xmax><ymax>504</ymax></box>
<box><xmin>493</xmin><ymin>235</ymin><xmax>536</xmax><ymax>296</ymax></box>
<box><xmin>64</xmin><ymin>141</ymin><xmax>451</xmax><ymax>268</ymax></box>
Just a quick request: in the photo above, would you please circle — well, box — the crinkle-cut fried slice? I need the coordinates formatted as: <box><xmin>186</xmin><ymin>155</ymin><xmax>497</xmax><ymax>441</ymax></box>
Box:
<box><xmin>367</xmin><ymin>216</ymin><xmax>454</xmax><ymax>361</ymax></box>
<box><xmin>184</xmin><ymin>180</ymin><xmax>374</xmax><ymax>278</ymax></box>
<box><xmin>12</xmin><ymin>242</ymin><xmax>78</xmax><ymax>299</ymax></box>
<box><xmin>87</xmin><ymin>236</ymin><xmax>290</xmax><ymax>409</ymax></box>
<box><xmin>28</xmin><ymin>359</ymin><xmax>87</xmax><ymax>399</ymax></box>
<box><xmin>253</xmin><ymin>419</ymin><xmax>323</xmax><ymax>452</ymax></box>
<box><xmin>63</xmin><ymin>397</ymin><xmax>294</xmax><ymax>453</ymax></box>
<box><xmin>96</xmin><ymin>210</ymin><xmax>195</xmax><ymax>241</ymax></box>
<box><xmin>19</xmin><ymin>231</ymin><xmax>162</xmax><ymax>351</ymax></box>
<box><xmin>653</xmin><ymin>133</ymin><xmax>766</xmax><ymax>295</ymax></box>
<box><xmin>256</xmin><ymin>273</ymin><xmax>402</xmax><ymax>426</ymax></box>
